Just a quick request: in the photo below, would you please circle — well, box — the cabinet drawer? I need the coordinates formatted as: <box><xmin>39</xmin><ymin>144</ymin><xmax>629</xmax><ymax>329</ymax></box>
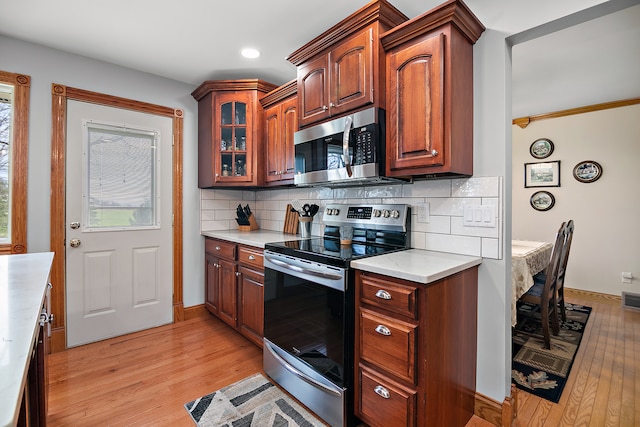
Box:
<box><xmin>358</xmin><ymin>365</ymin><xmax>416</xmax><ymax>427</ymax></box>
<box><xmin>360</xmin><ymin>273</ymin><xmax>418</xmax><ymax>319</ymax></box>
<box><xmin>360</xmin><ymin>308</ymin><xmax>417</xmax><ymax>383</ymax></box>
<box><xmin>238</xmin><ymin>246</ymin><xmax>264</xmax><ymax>270</ymax></box>
<box><xmin>205</xmin><ymin>238</ymin><xmax>236</xmax><ymax>260</ymax></box>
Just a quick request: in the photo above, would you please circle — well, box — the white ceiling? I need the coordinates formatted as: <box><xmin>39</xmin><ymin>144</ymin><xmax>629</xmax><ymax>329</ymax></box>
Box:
<box><xmin>1</xmin><ymin>0</ymin><xmax>638</xmax><ymax>117</ymax></box>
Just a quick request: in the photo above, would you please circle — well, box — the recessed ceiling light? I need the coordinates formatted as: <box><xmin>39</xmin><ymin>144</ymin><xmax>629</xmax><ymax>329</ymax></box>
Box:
<box><xmin>241</xmin><ymin>48</ymin><xmax>260</xmax><ymax>59</ymax></box>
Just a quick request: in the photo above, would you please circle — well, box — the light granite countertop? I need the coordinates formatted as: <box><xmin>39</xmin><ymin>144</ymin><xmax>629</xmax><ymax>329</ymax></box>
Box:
<box><xmin>351</xmin><ymin>249</ymin><xmax>481</xmax><ymax>284</ymax></box>
<box><xmin>1</xmin><ymin>252</ymin><xmax>55</xmax><ymax>427</ymax></box>
<box><xmin>202</xmin><ymin>229</ymin><xmax>304</xmax><ymax>248</ymax></box>
<box><xmin>202</xmin><ymin>231</ymin><xmax>481</xmax><ymax>284</ymax></box>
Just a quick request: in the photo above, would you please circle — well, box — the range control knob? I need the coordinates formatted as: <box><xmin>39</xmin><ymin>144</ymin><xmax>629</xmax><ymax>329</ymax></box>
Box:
<box><xmin>333</xmin><ymin>209</ymin><xmax>340</xmax><ymax>215</ymax></box>
<box><xmin>373</xmin><ymin>209</ymin><xmax>381</xmax><ymax>218</ymax></box>
<box><xmin>390</xmin><ymin>210</ymin><xmax>400</xmax><ymax>219</ymax></box>
<box><xmin>325</xmin><ymin>208</ymin><xmax>333</xmax><ymax>216</ymax></box>
<box><xmin>382</xmin><ymin>210</ymin><xmax>390</xmax><ymax>218</ymax></box>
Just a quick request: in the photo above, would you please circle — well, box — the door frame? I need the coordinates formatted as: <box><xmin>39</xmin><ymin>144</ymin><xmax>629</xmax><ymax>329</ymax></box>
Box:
<box><xmin>50</xmin><ymin>84</ymin><xmax>184</xmax><ymax>352</ymax></box>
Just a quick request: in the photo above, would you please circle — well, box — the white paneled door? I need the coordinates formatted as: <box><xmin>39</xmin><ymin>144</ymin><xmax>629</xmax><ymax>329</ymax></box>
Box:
<box><xmin>65</xmin><ymin>100</ymin><xmax>173</xmax><ymax>348</ymax></box>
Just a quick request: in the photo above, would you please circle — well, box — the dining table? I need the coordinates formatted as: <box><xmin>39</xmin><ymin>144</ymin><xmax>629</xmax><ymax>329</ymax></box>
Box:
<box><xmin>511</xmin><ymin>239</ymin><xmax>553</xmax><ymax>326</ymax></box>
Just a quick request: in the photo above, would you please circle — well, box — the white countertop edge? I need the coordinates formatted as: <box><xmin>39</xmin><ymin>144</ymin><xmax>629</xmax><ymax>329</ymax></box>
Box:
<box><xmin>1</xmin><ymin>252</ymin><xmax>55</xmax><ymax>427</ymax></box>
<box><xmin>351</xmin><ymin>249</ymin><xmax>482</xmax><ymax>284</ymax></box>
<box><xmin>202</xmin><ymin>230</ymin><xmax>304</xmax><ymax>248</ymax></box>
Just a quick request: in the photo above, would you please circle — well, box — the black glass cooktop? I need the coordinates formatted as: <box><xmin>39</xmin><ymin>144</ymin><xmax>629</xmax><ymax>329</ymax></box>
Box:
<box><xmin>265</xmin><ymin>236</ymin><xmax>407</xmax><ymax>268</ymax></box>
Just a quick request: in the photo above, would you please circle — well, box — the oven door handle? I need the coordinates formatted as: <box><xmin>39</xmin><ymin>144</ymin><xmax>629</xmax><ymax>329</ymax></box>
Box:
<box><xmin>265</xmin><ymin>255</ymin><xmax>344</xmax><ymax>281</ymax></box>
<box><xmin>264</xmin><ymin>340</ymin><xmax>342</xmax><ymax>397</ymax></box>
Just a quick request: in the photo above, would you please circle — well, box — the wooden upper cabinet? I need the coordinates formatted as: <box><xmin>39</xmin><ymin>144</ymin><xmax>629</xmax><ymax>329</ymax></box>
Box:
<box><xmin>288</xmin><ymin>0</ymin><xmax>408</xmax><ymax>128</ymax></box>
<box><xmin>382</xmin><ymin>0</ymin><xmax>485</xmax><ymax>178</ymax></box>
<box><xmin>191</xmin><ymin>79</ymin><xmax>277</xmax><ymax>187</ymax></box>
<box><xmin>260</xmin><ymin>80</ymin><xmax>298</xmax><ymax>185</ymax></box>
<box><xmin>386</xmin><ymin>34</ymin><xmax>445</xmax><ymax>172</ymax></box>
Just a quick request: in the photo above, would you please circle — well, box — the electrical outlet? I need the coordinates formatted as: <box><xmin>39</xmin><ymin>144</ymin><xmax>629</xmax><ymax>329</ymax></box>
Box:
<box><xmin>417</xmin><ymin>203</ymin><xmax>430</xmax><ymax>223</ymax></box>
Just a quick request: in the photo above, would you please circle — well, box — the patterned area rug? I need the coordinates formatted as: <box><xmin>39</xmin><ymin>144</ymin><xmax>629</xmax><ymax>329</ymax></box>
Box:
<box><xmin>512</xmin><ymin>302</ymin><xmax>591</xmax><ymax>403</ymax></box>
<box><xmin>184</xmin><ymin>373</ymin><xmax>326</xmax><ymax>426</ymax></box>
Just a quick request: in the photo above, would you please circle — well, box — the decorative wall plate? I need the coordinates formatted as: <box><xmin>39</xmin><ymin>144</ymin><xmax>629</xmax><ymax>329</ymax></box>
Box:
<box><xmin>530</xmin><ymin>191</ymin><xmax>555</xmax><ymax>211</ymax></box>
<box><xmin>573</xmin><ymin>160</ymin><xmax>602</xmax><ymax>183</ymax></box>
<box><xmin>529</xmin><ymin>138</ymin><xmax>554</xmax><ymax>159</ymax></box>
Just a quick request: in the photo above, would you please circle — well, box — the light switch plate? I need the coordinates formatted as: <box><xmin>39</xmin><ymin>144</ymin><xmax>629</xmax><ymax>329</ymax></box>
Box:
<box><xmin>463</xmin><ymin>205</ymin><xmax>496</xmax><ymax>228</ymax></box>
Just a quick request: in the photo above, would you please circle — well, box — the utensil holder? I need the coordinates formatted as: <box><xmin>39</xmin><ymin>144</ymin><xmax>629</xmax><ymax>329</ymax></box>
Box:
<box><xmin>299</xmin><ymin>216</ymin><xmax>312</xmax><ymax>238</ymax></box>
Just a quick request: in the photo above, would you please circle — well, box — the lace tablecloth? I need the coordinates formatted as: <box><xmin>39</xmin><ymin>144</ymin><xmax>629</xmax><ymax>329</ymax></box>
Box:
<box><xmin>511</xmin><ymin>240</ymin><xmax>553</xmax><ymax>325</ymax></box>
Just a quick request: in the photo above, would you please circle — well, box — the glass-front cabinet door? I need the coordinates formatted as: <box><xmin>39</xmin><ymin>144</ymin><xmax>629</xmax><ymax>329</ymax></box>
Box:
<box><xmin>214</xmin><ymin>92</ymin><xmax>252</xmax><ymax>183</ymax></box>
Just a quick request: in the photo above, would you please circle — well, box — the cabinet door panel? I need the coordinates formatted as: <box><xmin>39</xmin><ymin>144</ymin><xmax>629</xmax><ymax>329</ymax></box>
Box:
<box><xmin>214</xmin><ymin>92</ymin><xmax>255</xmax><ymax>184</ymax></box>
<box><xmin>299</xmin><ymin>56</ymin><xmax>329</xmax><ymax>126</ymax></box>
<box><xmin>217</xmin><ymin>258</ymin><xmax>237</xmax><ymax>328</ymax></box>
<box><xmin>238</xmin><ymin>266</ymin><xmax>264</xmax><ymax>347</ymax></box>
<box><xmin>281</xmin><ymin>97</ymin><xmax>298</xmax><ymax>178</ymax></box>
<box><xmin>387</xmin><ymin>33</ymin><xmax>444</xmax><ymax>173</ymax></box>
<box><xmin>264</xmin><ymin>105</ymin><xmax>281</xmax><ymax>182</ymax></box>
<box><xmin>205</xmin><ymin>254</ymin><xmax>219</xmax><ymax>314</ymax></box>
<box><xmin>330</xmin><ymin>27</ymin><xmax>374</xmax><ymax>115</ymax></box>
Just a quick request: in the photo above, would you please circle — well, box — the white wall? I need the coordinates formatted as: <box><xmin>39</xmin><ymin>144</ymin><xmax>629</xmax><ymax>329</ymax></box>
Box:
<box><xmin>0</xmin><ymin>35</ymin><xmax>203</xmax><ymax>306</ymax></box>
<box><xmin>513</xmin><ymin>104</ymin><xmax>640</xmax><ymax>296</ymax></box>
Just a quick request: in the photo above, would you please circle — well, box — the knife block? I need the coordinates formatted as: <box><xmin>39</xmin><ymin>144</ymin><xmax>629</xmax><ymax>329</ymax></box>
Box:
<box><xmin>238</xmin><ymin>214</ymin><xmax>259</xmax><ymax>231</ymax></box>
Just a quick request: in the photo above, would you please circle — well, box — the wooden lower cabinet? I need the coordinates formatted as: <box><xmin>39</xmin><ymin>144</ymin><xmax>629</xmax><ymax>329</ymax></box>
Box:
<box><xmin>354</xmin><ymin>267</ymin><xmax>478</xmax><ymax>427</ymax></box>
<box><xmin>237</xmin><ymin>265</ymin><xmax>264</xmax><ymax>347</ymax></box>
<box><xmin>204</xmin><ymin>237</ymin><xmax>264</xmax><ymax>347</ymax></box>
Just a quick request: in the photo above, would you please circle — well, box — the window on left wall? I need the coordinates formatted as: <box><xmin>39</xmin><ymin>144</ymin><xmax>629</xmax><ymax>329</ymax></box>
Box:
<box><xmin>0</xmin><ymin>70</ymin><xmax>29</xmax><ymax>254</ymax></box>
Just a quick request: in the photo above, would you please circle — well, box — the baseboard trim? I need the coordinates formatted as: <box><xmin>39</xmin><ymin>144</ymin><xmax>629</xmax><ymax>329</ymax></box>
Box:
<box><xmin>474</xmin><ymin>384</ymin><xmax>517</xmax><ymax>426</ymax></box>
<box><xmin>183</xmin><ymin>304</ymin><xmax>209</xmax><ymax>320</ymax></box>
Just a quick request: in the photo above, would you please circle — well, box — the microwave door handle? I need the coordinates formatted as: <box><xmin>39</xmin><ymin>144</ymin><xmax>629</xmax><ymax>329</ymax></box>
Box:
<box><xmin>342</xmin><ymin>115</ymin><xmax>353</xmax><ymax>177</ymax></box>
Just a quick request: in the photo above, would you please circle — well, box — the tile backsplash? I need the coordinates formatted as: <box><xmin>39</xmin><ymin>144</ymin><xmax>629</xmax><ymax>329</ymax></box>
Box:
<box><xmin>201</xmin><ymin>176</ymin><xmax>503</xmax><ymax>259</ymax></box>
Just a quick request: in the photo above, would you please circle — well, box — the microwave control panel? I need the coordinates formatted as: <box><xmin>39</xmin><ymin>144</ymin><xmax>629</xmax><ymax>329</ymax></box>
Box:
<box><xmin>353</xmin><ymin>124</ymin><xmax>377</xmax><ymax>165</ymax></box>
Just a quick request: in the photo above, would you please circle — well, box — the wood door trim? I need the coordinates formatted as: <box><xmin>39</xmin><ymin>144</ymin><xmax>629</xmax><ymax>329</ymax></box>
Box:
<box><xmin>49</xmin><ymin>84</ymin><xmax>184</xmax><ymax>352</ymax></box>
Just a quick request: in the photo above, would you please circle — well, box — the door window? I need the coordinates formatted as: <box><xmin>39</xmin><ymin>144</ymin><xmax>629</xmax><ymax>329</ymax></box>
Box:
<box><xmin>84</xmin><ymin>121</ymin><xmax>159</xmax><ymax>230</ymax></box>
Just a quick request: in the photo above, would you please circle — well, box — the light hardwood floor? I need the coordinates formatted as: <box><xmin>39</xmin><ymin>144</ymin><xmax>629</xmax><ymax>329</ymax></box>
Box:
<box><xmin>47</xmin><ymin>289</ymin><xmax>639</xmax><ymax>426</ymax></box>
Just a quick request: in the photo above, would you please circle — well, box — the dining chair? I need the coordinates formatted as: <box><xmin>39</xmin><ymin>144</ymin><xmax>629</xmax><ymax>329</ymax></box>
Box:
<box><xmin>533</xmin><ymin>220</ymin><xmax>574</xmax><ymax>321</ymax></box>
<box><xmin>513</xmin><ymin>222</ymin><xmax>567</xmax><ymax>349</ymax></box>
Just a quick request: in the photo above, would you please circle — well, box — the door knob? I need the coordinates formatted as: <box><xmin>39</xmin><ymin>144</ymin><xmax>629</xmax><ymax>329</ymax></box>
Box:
<box><xmin>69</xmin><ymin>221</ymin><xmax>80</xmax><ymax>229</ymax></box>
<box><xmin>69</xmin><ymin>238</ymin><xmax>81</xmax><ymax>248</ymax></box>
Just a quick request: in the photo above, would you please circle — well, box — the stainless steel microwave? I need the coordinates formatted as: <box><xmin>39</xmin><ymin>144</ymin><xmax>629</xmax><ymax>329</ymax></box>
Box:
<box><xmin>293</xmin><ymin>107</ymin><xmax>392</xmax><ymax>187</ymax></box>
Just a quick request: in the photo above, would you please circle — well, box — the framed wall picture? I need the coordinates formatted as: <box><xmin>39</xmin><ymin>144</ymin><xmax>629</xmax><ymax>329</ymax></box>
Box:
<box><xmin>530</xmin><ymin>191</ymin><xmax>555</xmax><ymax>211</ymax></box>
<box><xmin>524</xmin><ymin>161</ymin><xmax>561</xmax><ymax>188</ymax></box>
<box><xmin>573</xmin><ymin>160</ymin><xmax>602</xmax><ymax>183</ymax></box>
<box><xmin>529</xmin><ymin>138</ymin><xmax>554</xmax><ymax>159</ymax></box>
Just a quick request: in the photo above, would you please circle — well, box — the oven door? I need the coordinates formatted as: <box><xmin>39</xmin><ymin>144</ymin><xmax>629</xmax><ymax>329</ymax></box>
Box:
<box><xmin>263</xmin><ymin>250</ymin><xmax>350</xmax><ymax>427</ymax></box>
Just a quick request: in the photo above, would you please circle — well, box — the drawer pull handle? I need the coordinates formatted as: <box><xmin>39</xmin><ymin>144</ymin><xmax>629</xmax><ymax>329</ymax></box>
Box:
<box><xmin>248</xmin><ymin>255</ymin><xmax>255</xmax><ymax>260</ymax></box>
<box><xmin>375</xmin><ymin>325</ymin><xmax>391</xmax><ymax>336</ymax></box>
<box><xmin>375</xmin><ymin>289</ymin><xmax>391</xmax><ymax>300</ymax></box>
<box><xmin>215</xmin><ymin>246</ymin><xmax>221</xmax><ymax>251</ymax></box>
<box><xmin>374</xmin><ymin>385</ymin><xmax>390</xmax><ymax>399</ymax></box>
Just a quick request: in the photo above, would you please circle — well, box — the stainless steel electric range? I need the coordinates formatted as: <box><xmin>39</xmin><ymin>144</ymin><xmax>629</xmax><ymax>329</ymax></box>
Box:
<box><xmin>263</xmin><ymin>203</ymin><xmax>410</xmax><ymax>427</ymax></box>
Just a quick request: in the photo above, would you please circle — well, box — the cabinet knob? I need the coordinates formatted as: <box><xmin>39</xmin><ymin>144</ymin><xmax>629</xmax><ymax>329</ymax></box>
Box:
<box><xmin>39</xmin><ymin>309</ymin><xmax>54</xmax><ymax>326</ymax></box>
<box><xmin>375</xmin><ymin>325</ymin><xmax>391</xmax><ymax>336</ymax></box>
<box><xmin>235</xmin><ymin>271</ymin><xmax>242</xmax><ymax>277</ymax></box>
<box><xmin>431</xmin><ymin>149</ymin><xmax>439</xmax><ymax>156</ymax></box>
<box><xmin>329</xmin><ymin>102</ymin><xmax>335</xmax><ymax>108</ymax></box>
<box><xmin>248</xmin><ymin>255</ymin><xmax>255</xmax><ymax>260</ymax></box>
<box><xmin>215</xmin><ymin>246</ymin><xmax>221</xmax><ymax>251</ymax></box>
<box><xmin>374</xmin><ymin>385</ymin><xmax>390</xmax><ymax>399</ymax></box>
<box><xmin>322</xmin><ymin>105</ymin><xmax>328</xmax><ymax>111</ymax></box>
<box><xmin>375</xmin><ymin>289</ymin><xmax>392</xmax><ymax>300</ymax></box>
